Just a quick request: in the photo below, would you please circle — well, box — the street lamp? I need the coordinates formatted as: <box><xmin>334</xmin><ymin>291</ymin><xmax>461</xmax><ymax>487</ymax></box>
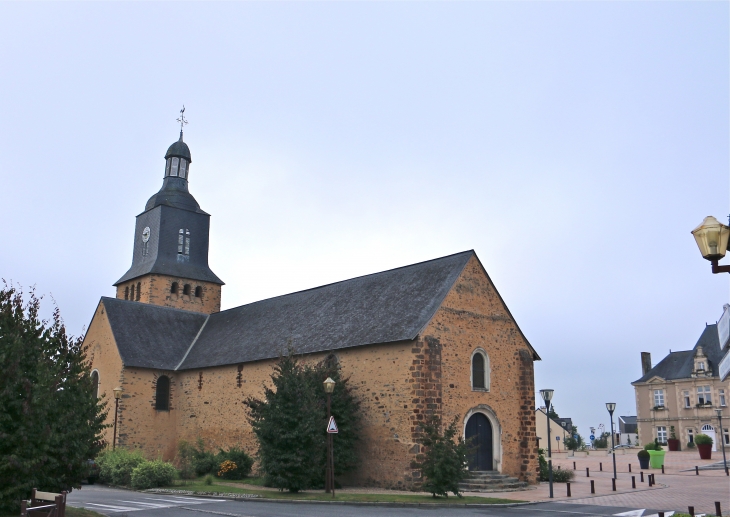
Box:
<box><xmin>112</xmin><ymin>387</ymin><xmax>123</xmax><ymax>450</ymax></box>
<box><xmin>691</xmin><ymin>216</ymin><xmax>730</xmax><ymax>274</ymax></box>
<box><xmin>540</xmin><ymin>389</ymin><xmax>554</xmax><ymax>499</ymax></box>
<box><xmin>715</xmin><ymin>408</ymin><xmax>729</xmax><ymax>476</ymax></box>
<box><xmin>323</xmin><ymin>377</ymin><xmax>336</xmax><ymax>497</ymax></box>
<box><xmin>606</xmin><ymin>403</ymin><xmax>617</xmax><ymax>480</ymax></box>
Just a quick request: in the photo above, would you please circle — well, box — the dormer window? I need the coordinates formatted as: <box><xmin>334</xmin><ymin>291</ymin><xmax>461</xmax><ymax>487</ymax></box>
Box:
<box><xmin>697</xmin><ymin>362</ymin><xmax>705</xmax><ymax>371</ymax></box>
<box><xmin>179</xmin><ymin>159</ymin><xmax>187</xmax><ymax>179</ymax></box>
<box><xmin>178</xmin><ymin>229</ymin><xmax>190</xmax><ymax>255</ymax></box>
<box><xmin>170</xmin><ymin>157</ymin><xmax>179</xmax><ymax>177</ymax></box>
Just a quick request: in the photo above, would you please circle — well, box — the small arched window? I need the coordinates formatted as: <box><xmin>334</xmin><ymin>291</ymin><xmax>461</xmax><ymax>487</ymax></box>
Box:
<box><xmin>136</xmin><ymin>282</ymin><xmax>141</xmax><ymax>301</ymax></box>
<box><xmin>183</xmin><ymin>284</ymin><xmax>191</xmax><ymax>296</ymax></box>
<box><xmin>91</xmin><ymin>370</ymin><xmax>99</xmax><ymax>399</ymax></box>
<box><xmin>155</xmin><ymin>376</ymin><xmax>170</xmax><ymax>411</ymax></box>
<box><xmin>471</xmin><ymin>349</ymin><xmax>490</xmax><ymax>391</ymax></box>
<box><xmin>124</xmin><ymin>286</ymin><xmax>129</xmax><ymax>300</ymax></box>
<box><xmin>194</xmin><ymin>286</ymin><xmax>202</xmax><ymax>298</ymax></box>
<box><xmin>130</xmin><ymin>284</ymin><xmax>135</xmax><ymax>301</ymax></box>
<box><xmin>171</xmin><ymin>282</ymin><xmax>179</xmax><ymax>294</ymax></box>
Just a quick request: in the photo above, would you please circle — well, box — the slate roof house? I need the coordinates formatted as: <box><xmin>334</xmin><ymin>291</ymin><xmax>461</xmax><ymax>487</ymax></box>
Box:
<box><xmin>85</xmin><ymin>131</ymin><xmax>541</xmax><ymax>487</ymax></box>
<box><xmin>632</xmin><ymin>324</ymin><xmax>729</xmax><ymax>451</ymax></box>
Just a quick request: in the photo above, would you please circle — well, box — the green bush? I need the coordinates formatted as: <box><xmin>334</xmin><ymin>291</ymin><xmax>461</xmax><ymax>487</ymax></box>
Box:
<box><xmin>130</xmin><ymin>460</ymin><xmax>177</xmax><ymax>489</ymax></box>
<box><xmin>552</xmin><ymin>468</ymin><xmax>575</xmax><ymax>482</ymax></box>
<box><xmin>419</xmin><ymin>415</ymin><xmax>468</xmax><ymax>498</ymax></box>
<box><xmin>96</xmin><ymin>449</ymin><xmax>147</xmax><ymax>486</ymax></box>
<box><xmin>637</xmin><ymin>449</ymin><xmax>650</xmax><ymax>459</ymax></box>
<box><xmin>643</xmin><ymin>439</ymin><xmax>663</xmax><ymax>451</ymax></box>
<box><xmin>215</xmin><ymin>448</ymin><xmax>254</xmax><ymax>480</ymax></box>
<box><xmin>204</xmin><ymin>474</ymin><xmax>214</xmax><ymax>485</ymax></box>
<box><xmin>694</xmin><ymin>433</ymin><xmax>713</xmax><ymax>446</ymax></box>
<box><xmin>686</xmin><ymin>441</ymin><xmax>696</xmax><ymax>449</ymax></box>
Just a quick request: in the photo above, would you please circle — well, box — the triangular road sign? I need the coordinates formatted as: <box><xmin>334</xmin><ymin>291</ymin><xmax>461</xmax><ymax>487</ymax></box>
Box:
<box><xmin>327</xmin><ymin>416</ymin><xmax>338</xmax><ymax>433</ymax></box>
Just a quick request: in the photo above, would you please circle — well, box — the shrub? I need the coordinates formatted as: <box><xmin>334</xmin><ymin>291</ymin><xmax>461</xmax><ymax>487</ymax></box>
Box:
<box><xmin>643</xmin><ymin>439</ymin><xmax>663</xmax><ymax>451</ymax></box>
<box><xmin>538</xmin><ymin>448</ymin><xmax>548</xmax><ymax>481</ymax></box>
<box><xmin>419</xmin><ymin>415</ymin><xmax>468</xmax><ymax>498</ymax></box>
<box><xmin>686</xmin><ymin>441</ymin><xmax>696</xmax><ymax>449</ymax></box>
<box><xmin>637</xmin><ymin>449</ymin><xmax>650</xmax><ymax>459</ymax></box>
<box><xmin>130</xmin><ymin>460</ymin><xmax>177</xmax><ymax>489</ymax></box>
<box><xmin>694</xmin><ymin>434</ymin><xmax>713</xmax><ymax>446</ymax></box>
<box><xmin>552</xmin><ymin>469</ymin><xmax>574</xmax><ymax>483</ymax></box>
<box><xmin>215</xmin><ymin>448</ymin><xmax>253</xmax><ymax>479</ymax></box>
<box><xmin>204</xmin><ymin>474</ymin><xmax>214</xmax><ymax>485</ymax></box>
<box><xmin>96</xmin><ymin>449</ymin><xmax>147</xmax><ymax>486</ymax></box>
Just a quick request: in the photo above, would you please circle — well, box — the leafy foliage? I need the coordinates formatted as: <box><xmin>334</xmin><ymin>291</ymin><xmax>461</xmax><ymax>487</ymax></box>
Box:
<box><xmin>637</xmin><ymin>449</ymin><xmax>650</xmax><ymax>459</ymax></box>
<box><xmin>176</xmin><ymin>439</ymin><xmax>253</xmax><ymax>479</ymax></box>
<box><xmin>592</xmin><ymin>432</ymin><xmax>610</xmax><ymax>448</ymax></box>
<box><xmin>563</xmin><ymin>426</ymin><xmax>583</xmax><ymax>451</ymax></box>
<box><xmin>0</xmin><ymin>286</ymin><xmax>107</xmax><ymax>513</ymax></box>
<box><xmin>96</xmin><ymin>448</ymin><xmax>146</xmax><ymax>486</ymax></box>
<box><xmin>130</xmin><ymin>460</ymin><xmax>177</xmax><ymax>489</ymax></box>
<box><xmin>418</xmin><ymin>415</ymin><xmax>468</xmax><ymax>497</ymax></box>
<box><xmin>216</xmin><ymin>448</ymin><xmax>253</xmax><ymax>480</ymax></box>
<box><xmin>247</xmin><ymin>352</ymin><xmax>361</xmax><ymax>492</ymax></box>
<box><xmin>694</xmin><ymin>433</ymin><xmax>713</xmax><ymax>446</ymax></box>
<box><xmin>537</xmin><ymin>448</ymin><xmax>574</xmax><ymax>482</ymax></box>
<box><xmin>643</xmin><ymin>439</ymin><xmax>663</xmax><ymax>451</ymax></box>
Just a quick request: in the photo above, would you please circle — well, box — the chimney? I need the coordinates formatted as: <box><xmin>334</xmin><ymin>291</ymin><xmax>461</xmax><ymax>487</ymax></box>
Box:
<box><xmin>641</xmin><ymin>352</ymin><xmax>652</xmax><ymax>376</ymax></box>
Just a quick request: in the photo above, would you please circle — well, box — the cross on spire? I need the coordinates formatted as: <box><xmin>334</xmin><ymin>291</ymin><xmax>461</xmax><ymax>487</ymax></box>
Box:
<box><xmin>176</xmin><ymin>105</ymin><xmax>188</xmax><ymax>140</ymax></box>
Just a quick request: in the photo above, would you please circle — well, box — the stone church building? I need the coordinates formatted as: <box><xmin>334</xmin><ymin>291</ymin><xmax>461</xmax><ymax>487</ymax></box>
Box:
<box><xmin>85</xmin><ymin>132</ymin><xmax>541</xmax><ymax>487</ymax></box>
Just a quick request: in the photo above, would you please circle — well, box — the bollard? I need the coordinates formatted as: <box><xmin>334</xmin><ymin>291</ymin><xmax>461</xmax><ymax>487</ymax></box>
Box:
<box><xmin>648</xmin><ymin>474</ymin><xmax>653</xmax><ymax>487</ymax></box>
<box><xmin>631</xmin><ymin>475</ymin><xmax>635</xmax><ymax>489</ymax></box>
<box><xmin>628</xmin><ymin>463</ymin><xmax>632</xmax><ymax>473</ymax></box>
<box><xmin>573</xmin><ymin>461</ymin><xmax>576</xmax><ymax>470</ymax></box>
<box><xmin>726</xmin><ymin>466</ymin><xmax>729</xmax><ymax>476</ymax></box>
<box><xmin>688</xmin><ymin>506</ymin><xmax>694</xmax><ymax>516</ymax></box>
<box><xmin>612</xmin><ymin>478</ymin><xmax>616</xmax><ymax>491</ymax></box>
<box><xmin>695</xmin><ymin>465</ymin><xmax>699</xmax><ymax>475</ymax></box>
<box><xmin>600</xmin><ymin>462</ymin><xmax>603</xmax><ymax>471</ymax></box>
<box><xmin>586</xmin><ymin>467</ymin><xmax>590</xmax><ymax>477</ymax></box>
<box><xmin>640</xmin><ymin>471</ymin><xmax>644</xmax><ymax>482</ymax></box>
<box><xmin>715</xmin><ymin>501</ymin><xmax>721</xmax><ymax>516</ymax></box>
<box><xmin>590</xmin><ymin>480</ymin><xmax>595</xmax><ymax>494</ymax></box>
<box><xmin>661</xmin><ymin>464</ymin><xmax>664</xmax><ymax>474</ymax></box>
<box><xmin>566</xmin><ymin>482</ymin><xmax>571</xmax><ymax>497</ymax></box>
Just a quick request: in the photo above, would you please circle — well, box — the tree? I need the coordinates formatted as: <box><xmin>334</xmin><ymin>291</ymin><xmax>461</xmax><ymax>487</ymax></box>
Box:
<box><xmin>419</xmin><ymin>415</ymin><xmax>469</xmax><ymax>498</ymax></box>
<box><xmin>548</xmin><ymin>406</ymin><xmax>559</xmax><ymax>419</ymax></box>
<box><xmin>246</xmin><ymin>351</ymin><xmax>360</xmax><ymax>492</ymax></box>
<box><xmin>563</xmin><ymin>425</ymin><xmax>584</xmax><ymax>451</ymax></box>
<box><xmin>0</xmin><ymin>285</ymin><xmax>107</xmax><ymax>513</ymax></box>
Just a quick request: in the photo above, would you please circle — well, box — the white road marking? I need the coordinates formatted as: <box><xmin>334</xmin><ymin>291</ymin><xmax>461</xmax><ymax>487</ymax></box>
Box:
<box><xmin>85</xmin><ymin>502</ymin><xmax>140</xmax><ymax>512</ymax></box>
<box><xmin>613</xmin><ymin>511</ymin><xmax>645</xmax><ymax>517</ymax></box>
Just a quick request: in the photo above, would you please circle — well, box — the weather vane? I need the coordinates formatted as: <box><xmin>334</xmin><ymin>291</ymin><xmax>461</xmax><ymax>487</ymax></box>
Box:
<box><xmin>176</xmin><ymin>105</ymin><xmax>188</xmax><ymax>137</ymax></box>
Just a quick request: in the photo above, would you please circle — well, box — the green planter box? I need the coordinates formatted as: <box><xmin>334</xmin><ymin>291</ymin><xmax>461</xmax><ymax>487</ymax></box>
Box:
<box><xmin>648</xmin><ymin>450</ymin><xmax>665</xmax><ymax>469</ymax></box>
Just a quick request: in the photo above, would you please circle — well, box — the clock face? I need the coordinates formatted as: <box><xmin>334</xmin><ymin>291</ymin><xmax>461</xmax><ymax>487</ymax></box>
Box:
<box><xmin>142</xmin><ymin>227</ymin><xmax>151</xmax><ymax>243</ymax></box>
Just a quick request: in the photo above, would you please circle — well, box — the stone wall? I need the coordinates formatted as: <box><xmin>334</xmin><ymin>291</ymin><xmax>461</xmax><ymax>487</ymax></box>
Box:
<box><xmin>115</xmin><ymin>274</ymin><xmax>221</xmax><ymax>314</ymax></box>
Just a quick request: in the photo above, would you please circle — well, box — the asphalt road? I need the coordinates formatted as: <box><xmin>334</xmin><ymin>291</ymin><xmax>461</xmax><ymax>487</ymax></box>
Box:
<box><xmin>67</xmin><ymin>486</ymin><xmax>674</xmax><ymax>517</ymax></box>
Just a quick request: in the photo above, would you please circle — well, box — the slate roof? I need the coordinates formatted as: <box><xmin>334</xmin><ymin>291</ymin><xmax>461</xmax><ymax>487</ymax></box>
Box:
<box><xmin>632</xmin><ymin>324</ymin><xmax>723</xmax><ymax>383</ymax></box>
<box><xmin>100</xmin><ymin>250</ymin><xmax>539</xmax><ymax>370</ymax></box>
<box><xmin>103</xmin><ymin>297</ymin><xmax>207</xmax><ymax>369</ymax></box>
<box><xmin>619</xmin><ymin>416</ymin><xmax>637</xmax><ymax>434</ymax></box>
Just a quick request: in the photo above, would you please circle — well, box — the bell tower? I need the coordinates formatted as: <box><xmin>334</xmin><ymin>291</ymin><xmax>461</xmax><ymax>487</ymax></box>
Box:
<box><xmin>115</xmin><ymin>113</ymin><xmax>224</xmax><ymax>314</ymax></box>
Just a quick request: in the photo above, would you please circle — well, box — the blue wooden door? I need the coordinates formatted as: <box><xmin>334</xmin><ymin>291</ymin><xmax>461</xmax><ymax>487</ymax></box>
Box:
<box><xmin>465</xmin><ymin>413</ymin><xmax>493</xmax><ymax>471</ymax></box>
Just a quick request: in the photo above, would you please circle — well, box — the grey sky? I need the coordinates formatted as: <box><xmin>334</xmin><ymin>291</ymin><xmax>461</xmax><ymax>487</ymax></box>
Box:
<box><xmin>1</xmin><ymin>2</ymin><xmax>728</xmax><ymax>438</ymax></box>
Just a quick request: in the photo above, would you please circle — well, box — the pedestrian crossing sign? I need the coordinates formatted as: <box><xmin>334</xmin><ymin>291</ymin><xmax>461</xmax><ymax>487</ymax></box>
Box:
<box><xmin>327</xmin><ymin>416</ymin><xmax>338</xmax><ymax>433</ymax></box>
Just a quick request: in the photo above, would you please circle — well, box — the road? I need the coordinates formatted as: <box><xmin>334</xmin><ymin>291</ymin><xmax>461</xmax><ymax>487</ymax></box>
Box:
<box><xmin>67</xmin><ymin>486</ymin><xmax>677</xmax><ymax>517</ymax></box>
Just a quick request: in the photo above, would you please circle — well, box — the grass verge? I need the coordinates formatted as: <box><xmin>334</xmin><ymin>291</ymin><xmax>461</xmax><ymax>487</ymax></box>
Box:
<box><xmin>1</xmin><ymin>507</ymin><xmax>105</xmax><ymax>517</ymax></box>
<box><xmin>170</xmin><ymin>481</ymin><xmax>522</xmax><ymax>505</ymax></box>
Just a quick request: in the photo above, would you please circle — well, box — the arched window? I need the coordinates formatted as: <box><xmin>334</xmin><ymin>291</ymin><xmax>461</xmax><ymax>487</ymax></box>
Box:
<box><xmin>183</xmin><ymin>284</ymin><xmax>191</xmax><ymax>296</ymax></box>
<box><xmin>471</xmin><ymin>349</ymin><xmax>490</xmax><ymax>391</ymax></box>
<box><xmin>130</xmin><ymin>284</ymin><xmax>135</xmax><ymax>301</ymax></box>
<box><xmin>171</xmin><ymin>282</ymin><xmax>179</xmax><ymax>294</ymax></box>
<box><xmin>91</xmin><ymin>370</ymin><xmax>99</xmax><ymax>399</ymax></box>
<box><xmin>136</xmin><ymin>282</ymin><xmax>141</xmax><ymax>301</ymax></box>
<box><xmin>124</xmin><ymin>286</ymin><xmax>129</xmax><ymax>300</ymax></box>
<box><xmin>194</xmin><ymin>286</ymin><xmax>202</xmax><ymax>298</ymax></box>
<box><xmin>155</xmin><ymin>376</ymin><xmax>170</xmax><ymax>411</ymax></box>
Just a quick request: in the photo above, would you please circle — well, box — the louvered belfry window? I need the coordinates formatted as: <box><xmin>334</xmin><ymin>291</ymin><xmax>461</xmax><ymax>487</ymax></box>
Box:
<box><xmin>156</xmin><ymin>376</ymin><xmax>170</xmax><ymax>411</ymax></box>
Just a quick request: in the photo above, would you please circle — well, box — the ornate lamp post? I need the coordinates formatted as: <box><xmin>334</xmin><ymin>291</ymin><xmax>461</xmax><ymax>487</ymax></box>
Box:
<box><xmin>691</xmin><ymin>216</ymin><xmax>730</xmax><ymax>273</ymax></box>
<box><xmin>606</xmin><ymin>402</ymin><xmax>617</xmax><ymax>480</ymax></box>
<box><xmin>323</xmin><ymin>377</ymin><xmax>336</xmax><ymax>496</ymax></box>
<box><xmin>540</xmin><ymin>389</ymin><xmax>554</xmax><ymax>498</ymax></box>
<box><xmin>112</xmin><ymin>387</ymin><xmax>123</xmax><ymax>450</ymax></box>
<box><xmin>715</xmin><ymin>408</ymin><xmax>729</xmax><ymax>475</ymax></box>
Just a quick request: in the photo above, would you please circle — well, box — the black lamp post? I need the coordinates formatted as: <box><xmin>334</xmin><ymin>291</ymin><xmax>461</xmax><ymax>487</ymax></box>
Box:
<box><xmin>112</xmin><ymin>387</ymin><xmax>123</xmax><ymax>450</ymax></box>
<box><xmin>606</xmin><ymin>402</ymin><xmax>617</xmax><ymax>480</ymax></box>
<box><xmin>716</xmin><ymin>408</ymin><xmax>729</xmax><ymax>475</ymax></box>
<box><xmin>323</xmin><ymin>377</ymin><xmax>336</xmax><ymax>497</ymax></box>
<box><xmin>540</xmin><ymin>389</ymin><xmax>554</xmax><ymax>498</ymax></box>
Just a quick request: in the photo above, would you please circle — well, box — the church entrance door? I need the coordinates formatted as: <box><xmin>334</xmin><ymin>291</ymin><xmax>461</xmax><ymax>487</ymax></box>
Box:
<box><xmin>465</xmin><ymin>413</ymin><xmax>493</xmax><ymax>471</ymax></box>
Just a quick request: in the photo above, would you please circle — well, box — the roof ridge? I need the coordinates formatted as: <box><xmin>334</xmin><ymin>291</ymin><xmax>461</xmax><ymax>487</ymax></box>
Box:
<box><xmin>175</xmin><ymin>314</ymin><xmax>210</xmax><ymax>370</ymax></box>
<box><xmin>211</xmin><ymin>250</ymin><xmax>475</xmax><ymax>317</ymax></box>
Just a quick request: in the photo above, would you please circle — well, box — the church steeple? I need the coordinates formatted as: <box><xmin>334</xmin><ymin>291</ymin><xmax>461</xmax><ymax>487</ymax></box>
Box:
<box><xmin>114</xmin><ymin>114</ymin><xmax>223</xmax><ymax>314</ymax></box>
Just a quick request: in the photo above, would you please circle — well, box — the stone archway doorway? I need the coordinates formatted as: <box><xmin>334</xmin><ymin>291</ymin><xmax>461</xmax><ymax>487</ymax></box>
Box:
<box><xmin>465</xmin><ymin>412</ymin><xmax>493</xmax><ymax>470</ymax></box>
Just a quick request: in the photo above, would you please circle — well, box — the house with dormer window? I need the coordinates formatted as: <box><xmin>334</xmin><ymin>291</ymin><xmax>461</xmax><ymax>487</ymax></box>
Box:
<box><xmin>632</xmin><ymin>324</ymin><xmax>729</xmax><ymax>452</ymax></box>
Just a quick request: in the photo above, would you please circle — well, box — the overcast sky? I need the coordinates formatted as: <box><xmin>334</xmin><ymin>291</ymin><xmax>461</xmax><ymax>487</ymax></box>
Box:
<box><xmin>1</xmin><ymin>1</ymin><xmax>728</xmax><ymax>439</ymax></box>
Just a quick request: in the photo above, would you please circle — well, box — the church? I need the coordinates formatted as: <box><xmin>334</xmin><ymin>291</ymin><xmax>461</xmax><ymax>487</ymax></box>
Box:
<box><xmin>84</xmin><ymin>129</ymin><xmax>541</xmax><ymax>488</ymax></box>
